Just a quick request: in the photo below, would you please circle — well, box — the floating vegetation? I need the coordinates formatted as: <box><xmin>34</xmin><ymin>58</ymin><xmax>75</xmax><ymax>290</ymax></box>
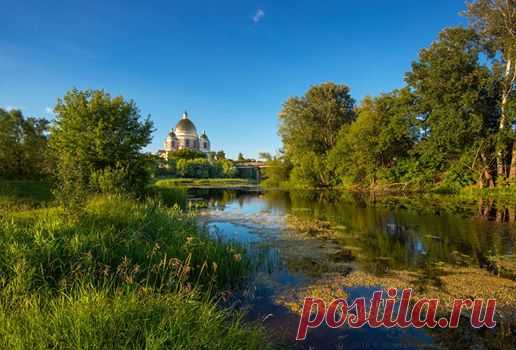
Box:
<box><xmin>275</xmin><ymin>275</ymin><xmax>349</xmax><ymax>313</ymax></box>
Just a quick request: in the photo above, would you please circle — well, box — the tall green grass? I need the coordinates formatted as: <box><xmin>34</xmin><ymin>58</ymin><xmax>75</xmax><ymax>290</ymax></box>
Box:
<box><xmin>0</xmin><ymin>287</ymin><xmax>265</xmax><ymax>350</ymax></box>
<box><xmin>0</xmin><ymin>195</ymin><xmax>268</xmax><ymax>349</ymax></box>
<box><xmin>147</xmin><ymin>185</ymin><xmax>188</xmax><ymax>208</ymax></box>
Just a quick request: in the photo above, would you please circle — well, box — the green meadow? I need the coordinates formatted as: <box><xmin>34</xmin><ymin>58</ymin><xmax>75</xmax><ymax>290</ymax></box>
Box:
<box><xmin>0</xmin><ymin>181</ymin><xmax>268</xmax><ymax>349</ymax></box>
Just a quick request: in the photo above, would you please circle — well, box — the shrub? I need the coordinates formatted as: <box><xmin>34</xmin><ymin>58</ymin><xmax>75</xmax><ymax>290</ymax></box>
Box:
<box><xmin>168</xmin><ymin>149</ymin><xmax>207</xmax><ymax>160</ymax></box>
<box><xmin>49</xmin><ymin>89</ymin><xmax>154</xmax><ymax>204</ymax></box>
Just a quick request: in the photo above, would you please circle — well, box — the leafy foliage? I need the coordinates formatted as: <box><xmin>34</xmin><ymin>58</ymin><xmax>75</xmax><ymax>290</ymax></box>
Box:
<box><xmin>275</xmin><ymin>9</ymin><xmax>511</xmax><ymax>191</ymax></box>
<box><xmin>328</xmin><ymin>90</ymin><xmax>417</xmax><ymax>187</ymax></box>
<box><xmin>406</xmin><ymin>28</ymin><xmax>499</xmax><ymax>173</ymax></box>
<box><xmin>49</xmin><ymin>89</ymin><xmax>154</xmax><ymax>205</ymax></box>
<box><xmin>0</xmin><ymin>108</ymin><xmax>51</xmax><ymax>179</ymax></box>
<box><xmin>168</xmin><ymin>148</ymin><xmax>207</xmax><ymax>160</ymax></box>
<box><xmin>279</xmin><ymin>82</ymin><xmax>356</xmax><ymax>187</ymax></box>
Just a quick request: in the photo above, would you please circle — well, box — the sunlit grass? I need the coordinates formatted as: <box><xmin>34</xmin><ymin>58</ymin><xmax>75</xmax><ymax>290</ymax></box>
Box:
<box><xmin>0</xmin><ymin>194</ymin><xmax>267</xmax><ymax>349</ymax></box>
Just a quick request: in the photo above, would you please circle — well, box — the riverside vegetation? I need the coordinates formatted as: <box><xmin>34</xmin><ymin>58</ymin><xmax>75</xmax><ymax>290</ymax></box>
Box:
<box><xmin>0</xmin><ymin>88</ymin><xmax>268</xmax><ymax>349</ymax></box>
<box><xmin>0</xmin><ymin>189</ymin><xmax>266</xmax><ymax>349</ymax></box>
<box><xmin>261</xmin><ymin>1</ymin><xmax>516</xmax><ymax>194</ymax></box>
<box><xmin>0</xmin><ymin>1</ymin><xmax>513</xmax><ymax>348</ymax></box>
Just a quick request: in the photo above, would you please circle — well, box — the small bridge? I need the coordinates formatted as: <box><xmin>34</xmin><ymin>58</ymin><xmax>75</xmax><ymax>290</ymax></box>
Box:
<box><xmin>235</xmin><ymin>161</ymin><xmax>269</xmax><ymax>182</ymax></box>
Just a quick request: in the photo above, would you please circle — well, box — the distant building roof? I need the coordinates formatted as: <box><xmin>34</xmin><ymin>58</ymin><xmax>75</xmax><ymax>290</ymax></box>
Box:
<box><xmin>175</xmin><ymin>111</ymin><xmax>197</xmax><ymax>135</ymax></box>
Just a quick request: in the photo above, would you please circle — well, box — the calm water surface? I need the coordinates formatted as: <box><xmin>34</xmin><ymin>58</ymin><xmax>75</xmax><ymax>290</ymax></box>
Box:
<box><xmin>191</xmin><ymin>189</ymin><xmax>515</xmax><ymax>350</ymax></box>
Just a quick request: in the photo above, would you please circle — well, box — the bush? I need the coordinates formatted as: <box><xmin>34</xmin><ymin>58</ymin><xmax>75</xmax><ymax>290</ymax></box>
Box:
<box><xmin>174</xmin><ymin>159</ymin><xmax>238</xmax><ymax>179</ymax></box>
<box><xmin>220</xmin><ymin>159</ymin><xmax>238</xmax><ymax>178</ymax></box>
<box><xmin>0</xmin><ymin>108</ymin><xmax>51</xmax><ymax>179</ymax></box>
<box><xmin>168</xmin><ymin>149</ymin><xmax>207</xmax><ymax>160</ymax></box>
<box><xmin>49</xmin><ymin>89</ymin><xmax>154</xmax><ymax>204</ymax></box>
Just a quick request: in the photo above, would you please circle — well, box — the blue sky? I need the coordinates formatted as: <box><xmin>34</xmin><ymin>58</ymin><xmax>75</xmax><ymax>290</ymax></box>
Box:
<box><xmin>1</xmin><ymin>0</ymin><xmax>468</xmax><ymax>159</ymax></box>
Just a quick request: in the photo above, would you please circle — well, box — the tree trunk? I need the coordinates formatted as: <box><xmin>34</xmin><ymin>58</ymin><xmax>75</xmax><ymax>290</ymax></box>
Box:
<box><xmin>499</xmin><ymin>56</ymin><xmax>516</xmax><ymax>183</ymax></box>
<box><xmin>496</xmin><ymin>149</ymin><xmax>505</xmax><ymax>181</ymax></box>
<box><xmin>485</xmin><ymin>168</ymin><xmax>495</xmax><ymax>188</ymax></box>
<box><xmin>509</xmin><ymin>140</ymin><xmax>516</xmax><ymax>182</ymax></box>
<box><xmin>480</xmin><ymin>152</ymin><xmax>495</xmax><ymax>188</ymax></box>
<box><xmin>503</xmin><ymin>57</ymin><xmax>516</xmax><ymax>182</ymax></box>
<box><xmin>508</xmin><ymin>206</ymin><xmax>515</xmax><ymax>223</ymax></box>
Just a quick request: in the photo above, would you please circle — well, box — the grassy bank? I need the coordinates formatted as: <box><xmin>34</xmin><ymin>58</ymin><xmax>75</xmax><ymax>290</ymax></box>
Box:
<box><xmin>154</xmin><ymin>178</ymin><xmax>256</xmax><ymax>189</ymax></box>
<box><xmin>0</xmin><ymin>184</ymin><xmax>268</xmax><ymax>349</ymax></box>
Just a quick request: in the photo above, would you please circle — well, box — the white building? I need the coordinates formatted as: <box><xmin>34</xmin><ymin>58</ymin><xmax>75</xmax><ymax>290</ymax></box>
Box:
<box><xmin>163</xmin><ymin>111</ymin><xmax>210</xmax><ymax>153</ymax></box>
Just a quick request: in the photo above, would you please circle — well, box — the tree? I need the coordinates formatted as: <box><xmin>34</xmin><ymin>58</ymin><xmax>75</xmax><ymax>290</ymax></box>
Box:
<box><xmin>258</xmin><ymin>152</ymin><xmax>272</xmax><ymax>161</ymax></box>
<box><xmin>261</xmin><ymin>156</ymin><xmax>292</xmax><ymax>188</ymax></box>
<box><xmin>177</xmin><ymin>158</ymin><xmax>211</xmax><ymax>178</ymax></box>
<box><xmin>219</xmin><ymin>159</ymin><xmax>238</xmax><ymax>177</ymax></box>
<box><xmin>465</xmin><ymin>0</ymin><xmax>516</xmax><ymax>181</ymax></box>
<box><xmin>237</xmin><ymin>153</ymin><xmax>246</xmax><ymax>162</ymax></box>
<box><xmin>405</xmin><ymin>28</ymin><xmax>500</xmax><ymax>186</ymax></box>
<box><xmin>278</xmin><ymin>82</ymin><xmax>355</xmax><ymax>187</ymax></box>
<box><xmin>49</xmin><ymin>89</ymin><xmax>153</xmax><ymax>204</ymax></box>
<box><xmin>328</xmin><ymin>90</ymin><xmax>417</xmax><ymax>187</ymax></box>
<box><xmin>168</xmin><ymin>148</ymin><xmax>207</xmax><ymax>160</ymax></box>
<box><xmin>0</xmin><ymin>108</ymin><xmax>50</xmax><ymax>179</ymax></box>
<box><xmin>215</xmin><ymin>150</ymin><xmax>226</xmax><ymax>160</ymax></box>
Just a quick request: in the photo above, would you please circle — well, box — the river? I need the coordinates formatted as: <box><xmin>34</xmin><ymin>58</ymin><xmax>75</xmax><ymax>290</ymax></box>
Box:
<box><xmin>191</xmin><ymin>188</ymin><xmax>515</xmax><ymax>349</ymax></box>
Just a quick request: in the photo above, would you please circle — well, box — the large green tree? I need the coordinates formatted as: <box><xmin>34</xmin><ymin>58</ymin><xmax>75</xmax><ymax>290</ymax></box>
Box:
<box><xmin>49</xmin><ymin>89</ymin><xmax>154</xmax><ymax>202</ymax></box>
<box><xmin>0</xmin><ymin>108</ymin><xmax>50</xmax><ymax>179</ymax></box>
<box><xmin>405</xmin><ymin>27</ymin><xmax>500</xmax><ymax>187</ymax></box>
<box><xmin>328</xmin><ymin>90</ymin><xmax>417</xmax><ymax>187</ymax></box>
<box><xmin>279</xmin><ymin>82</ymin><xmax>355</xmax><ymax>187</ymax></box>
<box><xmin>465</xmin><ymin>0</ymin><xmax>516</xmax><ymax>181</ymax></box>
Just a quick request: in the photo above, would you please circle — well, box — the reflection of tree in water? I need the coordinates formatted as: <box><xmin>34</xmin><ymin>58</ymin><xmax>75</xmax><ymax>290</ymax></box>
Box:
<box><xmin>273</xmin><ymin>190</ymin><xmax>516</xmax><ymax>345</ymax></box>
<box><xmin>198</xmin><ymin>189</ymin><xmax>515</xmax><ymax>346</ymax></box>
<box><xmin>283</xmin><ymin>190</ymin><xmax>514</xmax><ymax>275</ymax></box>
<box><xmin>189</xmin><ymin>189</ymin><xmax>246</xmax><ymax>209</ymax></box>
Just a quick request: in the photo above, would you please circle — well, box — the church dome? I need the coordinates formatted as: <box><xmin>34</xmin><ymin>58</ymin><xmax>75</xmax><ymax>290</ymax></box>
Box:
<box><xmin>175</xmin><ymin>111</ymin><xmax>197</xmax><ymax>136</ymax></box>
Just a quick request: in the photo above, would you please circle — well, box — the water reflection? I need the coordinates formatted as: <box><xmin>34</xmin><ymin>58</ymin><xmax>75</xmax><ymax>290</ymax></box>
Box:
<box><xmin>193</xmin><ymin>189</ymin><xmax>515</xmax><ymax>349</ymax></box>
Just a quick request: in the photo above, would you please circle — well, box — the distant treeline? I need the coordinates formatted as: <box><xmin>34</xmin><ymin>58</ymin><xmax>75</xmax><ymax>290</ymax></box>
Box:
<box><xmin>263</xmin><ymin>0</ymin><xmax>515</xmax><ymax>192</ymax></box>
<box><xmin>157</xmin><ymin>149</ymin><xmax>239</xmax><ymax>178</ymax></box>
<box><xmin>0</xmin><ymin>90</ymin><xmax>247</xmax><ymax>208</ymax></box>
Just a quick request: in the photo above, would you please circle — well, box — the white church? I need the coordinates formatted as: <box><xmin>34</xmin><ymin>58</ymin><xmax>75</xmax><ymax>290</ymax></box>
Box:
<box><xmin>161</xmin><ymin>111</ymin><xmax>211</xmax><ymax>156</ymax></box>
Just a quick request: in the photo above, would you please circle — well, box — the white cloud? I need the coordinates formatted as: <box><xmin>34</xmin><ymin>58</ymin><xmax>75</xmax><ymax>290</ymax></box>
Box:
<box><xmin>252</xmin><ymin>9</ymin><xmax>265</xmax><ymax>23</ymax></box>
<box><xmin>45</xmin><ymin>107</ymin><xmax>54</xmax><ymax>114</ymax></box>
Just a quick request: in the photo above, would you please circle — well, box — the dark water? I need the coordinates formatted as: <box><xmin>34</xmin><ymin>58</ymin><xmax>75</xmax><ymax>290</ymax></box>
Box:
<box><xmin>191</xmin><ymin>189</ymin><xmax>515</xmax><ymax>350</ymax></box>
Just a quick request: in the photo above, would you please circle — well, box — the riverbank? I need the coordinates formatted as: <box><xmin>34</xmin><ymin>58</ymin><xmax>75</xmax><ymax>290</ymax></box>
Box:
<box><xmin>0</xmin><ymin>181</ymin><xmax>268</xmax><ymax>349</ymax></box>
<box><xmin>154</xmin><ymin>177</ymin><xmax>258</xmax><ymax>189</ymax></box>
<box><xmin>197</xmin><ymin>188</ymin><xmax>516</xmax><ymax>349</ymax></box>
<box><xmin>262</xmin><ymin>179</ymin><xmax>516</xmax><ymax>206</ymax></box>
